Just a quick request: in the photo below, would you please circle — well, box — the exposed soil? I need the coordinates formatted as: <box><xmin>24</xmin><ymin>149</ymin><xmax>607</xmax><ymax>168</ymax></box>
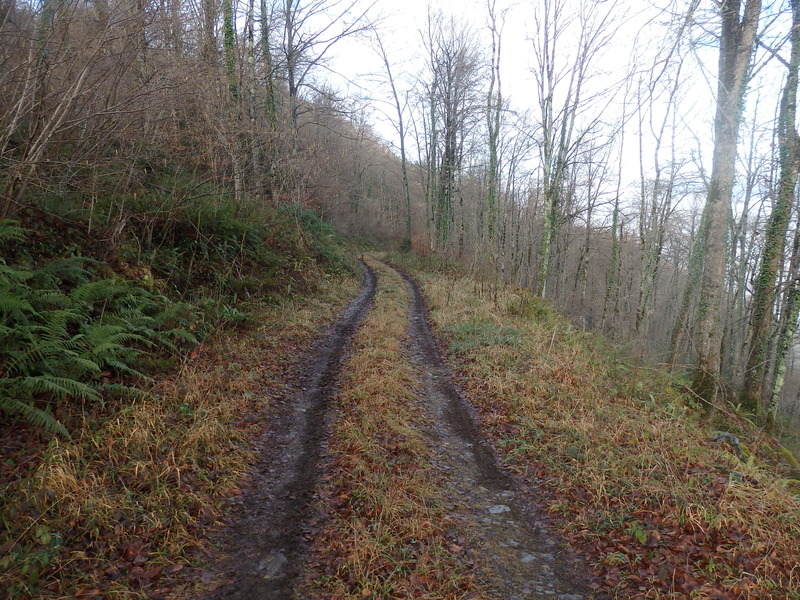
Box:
<box><xmin>206</xmin><ymin>261</ymin><xmax>594</xmax><ymax>599</ymax></box>
<box><xmin>206</xmin><ymin>262</ymin><xmax>376</xmax><ymax>599</ymax></box>
<box><xmin>393</xmin><ymin>264</ymin><xmax>594</xmax><ymax>600</ymax></box>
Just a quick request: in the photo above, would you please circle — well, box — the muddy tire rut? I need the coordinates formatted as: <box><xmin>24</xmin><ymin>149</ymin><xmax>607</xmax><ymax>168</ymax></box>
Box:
<box><xmin>207</xmin><ymin>260</ymin><xmax>593</xmax><ymax>599</ymax></box>
<box><xmin>208</xmin><ymin>262</ymin><xmax>376</xmax><ymax>599</ymax></box>
<box><xmin>394</xmin><ymin>264</ymin><xmax>592</xmax><ymax>600</ymax></box>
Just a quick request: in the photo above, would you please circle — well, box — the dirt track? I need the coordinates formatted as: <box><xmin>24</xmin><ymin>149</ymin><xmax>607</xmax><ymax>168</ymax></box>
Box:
<box><xmin>208</xmin><ymin>262</ymin><xmax>376</xmax><ymax>599</ymax></box>
<box><xmin>206</xmin><ymin>260</ymin><xmax>593</xmax><ymax>599</ymax></box>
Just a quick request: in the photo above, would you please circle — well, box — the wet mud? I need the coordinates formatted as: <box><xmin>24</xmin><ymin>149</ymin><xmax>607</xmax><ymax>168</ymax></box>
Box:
<box><xmin>207</xmin><ymin>262</ymin><xmax>376</xmax><ymax>600</ymax></box>
<box><xmin>392</xmin><ymin>264</ymin><xmax>594</xmax><ymax>600</ymax></box>
<box><xmin>207</xmin><ymin>260</ymin><xmax>595</xmax><ymax>600</ymax></box>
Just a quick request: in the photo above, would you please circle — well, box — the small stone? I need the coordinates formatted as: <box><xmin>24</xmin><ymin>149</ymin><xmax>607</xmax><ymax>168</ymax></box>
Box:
<box><xmin>506</xmin><ymin>538</ymin><xmax>520</xmax><ymax>547</ymax></box>
<box><xmin>257</xmin><ymin>552</ymin><xmax>288</xmax><ymax>578</ymax></box>
<box><xmin>557</xmin><ymin>595</ymin><xmax>583</xmax><ymax>600</ymax></box>
<box><xmin>521</xmin><ymin>552</ymin><xmax>537</xmax><ymax>563</ymax></box>
<box><xmin>539</xmin><ymin>552</ymin><xmax>554</xmax><ymax>561</ymax></box>
<box><xmin>488</xmin><ymin>504</ymin><xmax>511</xmax><ymax>515</ymax></box>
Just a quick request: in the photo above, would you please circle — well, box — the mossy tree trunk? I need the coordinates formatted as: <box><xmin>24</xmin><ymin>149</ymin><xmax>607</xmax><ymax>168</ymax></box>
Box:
<box><xmin>769</xmin><ymin>223</ymin><xmax>800</xmax><ymax>427</ymax></box>
<box><xmin>740</xmin><ymin>0</ymin><xmax>800</xmax><ymax>415</ymax></box>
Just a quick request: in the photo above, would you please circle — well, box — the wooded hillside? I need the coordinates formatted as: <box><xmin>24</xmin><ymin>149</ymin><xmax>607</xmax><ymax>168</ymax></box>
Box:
<box><xmin>2</xmin><ymin>0</ymin><xmax>800</xmax><ymax>462</ymax></box>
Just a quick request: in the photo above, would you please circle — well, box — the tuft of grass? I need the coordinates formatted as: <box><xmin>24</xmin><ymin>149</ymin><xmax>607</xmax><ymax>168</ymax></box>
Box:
<box><xmin>447</xmin><ymin>319</ymin><xmax>523</xmax><ymax>353</ymax></box>
<box><xmin>304</xmin><ymin>258</ymin><xmax>482</xmax><ymax>600</ymax></box>
<box><xmin>395</xmin><ymin>256</ymin><xmax>800</xmax><ymax>600</ymax></box>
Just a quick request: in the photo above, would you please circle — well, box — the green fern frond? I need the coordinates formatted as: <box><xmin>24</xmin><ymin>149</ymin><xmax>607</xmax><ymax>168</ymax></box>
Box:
<box><xmin>43</xmin><ymin>355</ymin><xmax>101</xmax><ymax>378</ymax></box>
<box><xmin>0</xmin><ymin>263</ymin><xmax>34</xmax><ymax>284</ymax></box>
<box><xmin>103</xmin><ymin>359</ymin><xmax>146</xmax><ymax>379</ymax></box>
<box><xmin>41</xmin><ymin>309</ymin><xmax>84</xmax><ymax>338</ymax></box>
<box><xmin>18</xmin><ymin>375</ymin><xmax>101</xmax><ymax>402</ymax></box>
<box><xmin>101</xmin><ymin>382</ymin><xmax>148</xmax><ymax>400</ymax></box>
<box><xmin>82</xmin><ymin>323</ymin><xmax>149</xmax><ymax>349</ymax></box>
<box><xmin>30</xmin><ymin>291</ymin><xmax>73</xmax><ymax>310</ymax></box>
<box><xmin>0</xmin><ymin>291</ymin><xmax>36</xmax><ymax>317</ymax></box>
<box><xmin>4</xmin><ymin>339</ymin><xmax>75</xmax><ymax>375</ymax></box>
<box><xmin>33</xmin><ymin>256</ymin><xmax>97</xmax><ymax>287</ymax></box>
<box><xmin>0</xmin><ymin>395</ymin><xmax>69</xmax><ymax>437</ymax></box>
<box><xmin>70</xmin><ymin>280</ymin><xmax>127</xmax><ymax>306</ymax></box>
<box><xmin>0</xmin><ymin>220</ymin><xmax>27</xmax><ymax>245</ymax></box>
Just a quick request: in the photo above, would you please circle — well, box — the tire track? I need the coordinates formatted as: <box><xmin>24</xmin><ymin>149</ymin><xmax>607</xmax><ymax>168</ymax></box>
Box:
<box><xmin>391</xmin><ymin>263</ymin><xmax>593</xmax><ymax>600</ymax></box>
<box><xmin>208</xmin><ymin>262</ymin><xmax>376</xmax><ymax>600</ymax></box>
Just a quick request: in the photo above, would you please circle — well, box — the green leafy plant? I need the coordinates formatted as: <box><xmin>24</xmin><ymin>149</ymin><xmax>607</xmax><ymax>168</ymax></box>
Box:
<box><xmin>0</xmin><ymin>221</ymin><xmax>199</xmax><ymax>436</ymax></box>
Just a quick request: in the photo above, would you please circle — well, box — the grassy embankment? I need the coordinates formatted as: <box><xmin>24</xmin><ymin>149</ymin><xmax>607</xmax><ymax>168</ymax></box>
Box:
<box><xmin>391</xmin><ymin>253</ymin><xmax>800</xmax><ymax>600</ymax></box>
<box><xmin>304</xmin><ymin>258</ymin><xmax>484</xmax><ymax>600</ymax></box>
<box><xmin>1</xmin><ymin>198</ymin><xmax>357</xmax><ymax>599</ymax></box>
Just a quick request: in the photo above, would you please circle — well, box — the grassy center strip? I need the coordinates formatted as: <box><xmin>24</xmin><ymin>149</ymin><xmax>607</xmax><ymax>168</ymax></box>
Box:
<box><xmin>0</xmin><ymin>276</ymin><xmax>358</xmax><ymax>600</ymax></box>
<box><xmin>392</xmin><ymin>254</ymin><xmax>800</xmax><ymax>600</ymax></box>
<box><xmin>304</xmin><ymin>258</ymin><xmax>480</xmax><ymax>600</ymax></box>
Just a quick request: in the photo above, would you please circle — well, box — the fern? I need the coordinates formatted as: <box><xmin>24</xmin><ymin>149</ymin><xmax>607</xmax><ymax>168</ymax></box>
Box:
<box><xmin>102</xmin><ymin>359</ymin><xmax>146</xmax><ymax>379</ymax></box>
<box><xmin>70</xmin><ymin>280</ymin><xmax>128</xmax><ymax>307</ymax></box>
<box><xmin>0</xmin><ymin>263</ymin><xmax>34</xmax><ymax>284</ymax></box>
<box><xmin>17</xmin><ymin>375</ymin><xmax>101</xmax><ymax>402</ymax></box>
<box><xmin>0</xmin><ymin>239</ymin><xmax>199</xmax><ymax>435</ymax></box>
<box><xmin>101</xmin><ymin>383</ymin><xmax>148</xmax><ymax>400</ymax></box>
<box><xmin>0</xmin><ymin>291</ymin><xmax>36</xmax><ymax>320</ymax></box>
<box><xmin>30</xmin><ymin>256</ymin><xmax>97</xmax><ymax>288</ymax></box>
<box><xmin>0</xmin><ymin>220</ymin><xmax>27</xmax><ymax>245</ymax></box>
<box><xmin>0</xmin><ymin>395</ymin><xmax>69</xmax><ymax>437</ymax></box>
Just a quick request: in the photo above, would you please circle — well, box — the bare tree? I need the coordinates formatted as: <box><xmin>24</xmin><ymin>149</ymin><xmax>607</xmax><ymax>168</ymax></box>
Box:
<box><xmin>373</xmin><ymin>33</ymin><xmax>413</xmax><ymax>250</ymax></box>
<box><xmin>529</xmin><ymin>0</ymin><xmax>620</xmax><ymax>297</ymax></box>
<box><xmin>418</xmin><ymin>11</ymin><xmax>485</xmax><ymax>252</ymax></box>
<box><xmin>692</xmin><ymin>0</ymin><xmax>761</xmax><ymax>404</ymax></box>
<box><xmin>280</xmin><ymin>0</ymin><xmax>374</xmax><ymax>150</ymax></box>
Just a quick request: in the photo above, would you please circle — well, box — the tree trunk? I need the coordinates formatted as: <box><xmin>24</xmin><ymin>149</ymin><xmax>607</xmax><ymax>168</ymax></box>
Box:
<box><xmin>740</xmin><ymin>0</ymin><xmax>800</xmax><ymax>413</ymax></box>
<box><xmin>692</xmin><ymin>0</ymin><xmax>761</xmax><ymax>404</ymax></box>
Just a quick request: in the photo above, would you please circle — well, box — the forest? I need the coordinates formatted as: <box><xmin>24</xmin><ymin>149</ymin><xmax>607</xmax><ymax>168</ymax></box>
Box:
<box><xmin>3</xmin><ymin>0</ymin><xmax>799</xmax><ymax>427</ymax></box>
<box><xmin>3</xmin><ymin>0</ymin><xmax>800</xmax><ymax>597</ymax></box>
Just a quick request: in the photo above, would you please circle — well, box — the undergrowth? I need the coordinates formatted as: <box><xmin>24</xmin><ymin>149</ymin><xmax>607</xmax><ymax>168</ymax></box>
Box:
<box><xmin>1</xmin><ymin>181</ymin><xmax>356</xmax><ymax>598</ymax></box>
<box><xmin>0</xmin><ymin>274</ymin><xmax>358</xmax><ymax>599</ymax></box>
<box><xmin>0</xmin><ymin>221</ymin><xmax>197</xmax><ymax>435</ymax></box>
<box><xmin>389</xmin><ymin>252</ymin><xmax>800</xmax><ymax>600</ymax></box>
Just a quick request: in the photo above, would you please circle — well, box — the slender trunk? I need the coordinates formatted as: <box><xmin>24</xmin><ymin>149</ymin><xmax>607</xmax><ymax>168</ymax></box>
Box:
<box><xmin>741</xmin><ymin>0</ymin><xmax>800</xmax><ymax>413</ymax></box>
<box><xmin>670</xmin><ymin>208</ymin><xmax>706</xmax><ymax>365</ymax></box>
<box><xmin>768</xmin><ymin>221</ymin><xmax>800</xmax><ymax>426</ymax></box>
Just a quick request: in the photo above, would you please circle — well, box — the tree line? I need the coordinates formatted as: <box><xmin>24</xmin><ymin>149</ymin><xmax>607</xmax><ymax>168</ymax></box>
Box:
<box><xmin>348</xmin><ymin>0</ymin><xmax>800</xmax><ymax>431</ymax></box>
<box><xmin>3</xmin><ymin>0</ymin><xmax>800</xmax><ymax>431</ymax></box>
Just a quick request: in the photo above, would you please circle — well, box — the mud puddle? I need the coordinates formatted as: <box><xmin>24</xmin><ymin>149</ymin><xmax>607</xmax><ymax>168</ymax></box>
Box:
<box><xmin>393</xmin><ymin>264</ymin><xmax>593</xmax><ymax>600</ymax></box>
<box><xmin>207</xmin><ymin>263</ymin><xmax>376</xmax><ymax>600</ymax></box>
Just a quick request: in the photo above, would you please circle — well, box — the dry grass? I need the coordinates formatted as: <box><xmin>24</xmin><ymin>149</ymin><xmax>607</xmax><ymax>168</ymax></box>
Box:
<box><xmin>305</xmin><ymin>258</ymin><xmax>482</xmax><ymax>600</ymax></box>
<box><xmin>392</xmin><ymin>254</ymin><xmax>800</xmax><ymax>600</ymax></box>
<box><xmin>0</xmin><ymin>276</ymin><xmax>358</xmax><ymax>600</ymax></box>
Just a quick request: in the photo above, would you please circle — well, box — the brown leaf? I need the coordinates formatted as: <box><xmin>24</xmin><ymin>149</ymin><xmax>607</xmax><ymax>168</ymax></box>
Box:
<box><xmin>145</xmin><ymin>566</ymin><xmax>163</xmax><ymax>580</ymax></box>
<box><xmin>165</xmin><ymin>563</ymin><xmax>184</xmax><ymax>574</ymax></box>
